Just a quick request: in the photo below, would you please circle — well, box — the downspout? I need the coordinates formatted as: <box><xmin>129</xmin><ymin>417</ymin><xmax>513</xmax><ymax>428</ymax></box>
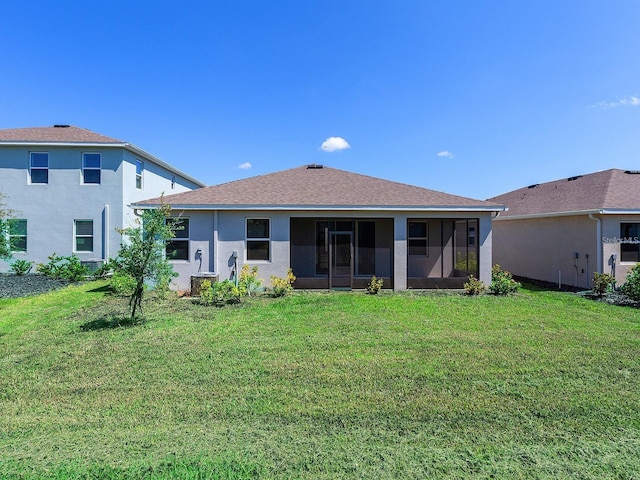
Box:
<box><xmin>589</xmin><ymin>213</ymin><xmax>602</xmax><ymax>279</ymax></box>
<box><xmin>104</xmin><ymin>203</ymin><xmax>110</xmax><ymax>262</ymax></box>
<box><xmin>213</xmin><ymin>210</ymin><xmax>218</xmax><ymax>276</ymax></box>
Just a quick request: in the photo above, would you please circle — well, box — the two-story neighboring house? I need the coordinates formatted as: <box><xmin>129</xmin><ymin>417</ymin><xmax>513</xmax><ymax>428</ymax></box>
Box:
<box><xmin>0</xmin><ymin>125</ymin><xmax>206</xmax><ymax>271</ymax></box>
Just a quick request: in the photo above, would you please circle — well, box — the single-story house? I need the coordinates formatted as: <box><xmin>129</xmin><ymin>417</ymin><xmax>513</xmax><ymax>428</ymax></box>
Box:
<box><xmin>488</xmin><ymin>169</ymin><xmax>640</xmax><ymax>288</ymax></box>
<box><xmin>134</xmin><ymin>164</ymin><xmax>505</xmax><ymax>291</ymax></box>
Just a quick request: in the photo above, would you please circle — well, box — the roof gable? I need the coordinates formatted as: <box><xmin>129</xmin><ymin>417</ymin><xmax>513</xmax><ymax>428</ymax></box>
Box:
<box><xmin>488</xmin><ymin>169</ymin><xmax>640</xmax><ymax>217</ymax></box>
<box><xmin>0</xmin><ymin>125</ymin><xmax>123</xmax><ymax>143</ymax></box>
<box><xmin>136</xmin><ymin>165</ymin><xmax>503</xmax><ymax>210</ymax></box>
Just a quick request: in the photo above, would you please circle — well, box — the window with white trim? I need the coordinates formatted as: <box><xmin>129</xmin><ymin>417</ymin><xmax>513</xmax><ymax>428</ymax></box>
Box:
<box><xmin>166</xmin><ymin>218</ymin><xmax>189</xmax><ymax>261</ymax></box>
<box><xmin>30</xmin><ymin>152</ymin><xmax>48</xmax><ymax>184</ymax></box>
<box><xmin>74</xmin><ymin>220</ymin><xmax>94</xmax><ymax>252</ymax></box>
<box><xmin>82</xmin><ymin>153</ymin><xmax>101</xmax><ymax>184</ymax></box>
<box><xmin>246</xmin><ymin>218</ymin><xmax>270</xmax><ymax>261</ymax></box>
<box><xmin>135</xmin><ymin>160</ymin><xmax>143</xmax><ymax>189</ymax></box>
<box><xmin>7</xmin><ymin>219</ymin><xmax>27</xmax><ymax>252</ymax></box>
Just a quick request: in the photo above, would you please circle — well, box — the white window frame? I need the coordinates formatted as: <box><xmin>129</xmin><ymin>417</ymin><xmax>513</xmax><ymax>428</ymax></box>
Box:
<box><xmin>165</xmin><ymin>217</ymin><xmax>190</xmax><ymax>261</ymax></box>
<box><xmin>82</xmin><ymin>153</ymin><xmax>101</xmax><ymax>185</ymax></box>
<box><xmin>135</xmin><ymin>159</ymin><xmax>143</xmax><ymax>189</ymax></box>
<box><xmin>246</xmin><ymin>218</ymin><xmax>271</xmax><ymax>262</ymax></box>
<box><xmin>6</xmin><ymin>219</ymin><xmax>27</xmax><ymax>253</ymax></box>
<box><xmin>74</xmin><ymin>219</ymin><xmax>94</xmax><ymax>252</ymax></box>
<box><xmin>29</xmin><ymin>152</ymin><xmax>49</xmax><ymax>184</ymax></box>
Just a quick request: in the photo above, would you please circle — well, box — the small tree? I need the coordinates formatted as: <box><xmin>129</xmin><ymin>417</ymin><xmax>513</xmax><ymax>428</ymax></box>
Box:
<box><xmin>0</xmin><ymin>192</ymin><xmax>17</xmax><ymax>260</ymax></box>
<box><xmin>111</xmin><ymin>202</ymin><xmax>178</xmax><ymax>318</ymax></box>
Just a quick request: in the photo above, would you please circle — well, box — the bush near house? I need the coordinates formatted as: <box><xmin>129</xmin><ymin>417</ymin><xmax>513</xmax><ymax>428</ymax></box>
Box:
<box><xmin>592</xmin><ymin>272</ymin><xmax>615</xmax><ymax>297</ymax></box>
<box><xmin>489</xmin><ymin>264</ymin><xmax>521</xmax><ymax>295</ymax></box>
<box><xmin>463</xmin><ymin>275</ymin><xmax>486</xmax><ymax>295</ymax></box>
<box><xmin>621</xmin><ymin>264</ymin><xmax>640</xmax><ymax>301</ymax></box>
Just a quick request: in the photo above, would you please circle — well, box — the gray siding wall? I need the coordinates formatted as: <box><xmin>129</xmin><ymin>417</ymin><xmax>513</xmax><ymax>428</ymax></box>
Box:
<box><xmin>0</xmin><ymin>145</ymin><xmax>202</xmax><ymax>271</ymax></box>
<box><xmin>167</xmin><ymin>209</ymin><xmax>494</xmax><ymax>291</ymax></box>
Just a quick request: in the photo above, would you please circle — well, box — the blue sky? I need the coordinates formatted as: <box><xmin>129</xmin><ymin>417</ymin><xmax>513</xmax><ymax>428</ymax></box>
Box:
<box><xmin>1</xmin><ymin>1</ymin><xmax>639</xmax><ymax>200</ymax></box>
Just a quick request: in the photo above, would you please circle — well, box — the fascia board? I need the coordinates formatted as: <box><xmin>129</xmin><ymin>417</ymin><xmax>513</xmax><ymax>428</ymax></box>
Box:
<box><xmin>131</xmin><ymin>203</ymin><xmax>505</xmax><ymax>212</ymax></box>
<box><xmin>495</xmin><ymin>208</ymin><xmax>640</xmax><ymax>221</ymax></box>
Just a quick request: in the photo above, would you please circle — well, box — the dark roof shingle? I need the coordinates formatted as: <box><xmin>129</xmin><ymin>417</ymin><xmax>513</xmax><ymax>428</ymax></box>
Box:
<box><xmin>137</xmin><ymin>165</ymin><xmax>503</xmax><ymax>209</ymax></box>
<box><xmin>488</xmin><ymin>169</ymin><xmax>640</xmax><ymax>216</ymax></box>
<box><xmin>0</xmin><ymin>125</ymin><xmax>123</xmax><ymax>143</ymax></box>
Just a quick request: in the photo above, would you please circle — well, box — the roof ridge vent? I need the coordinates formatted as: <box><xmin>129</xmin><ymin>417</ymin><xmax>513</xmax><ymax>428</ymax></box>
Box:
<box><xmin>567</xmin><ymin>175</ymin><xmax>582</xmax><ymax>181</ymax></box>
<box><xmin>53</xmin><ymin>124</ymin><xmax>70</xmax><ymax>128</ymax></box>
<box><xmin>306</xmin><ymin>164</ymin><xmax>324</xmax><ymax>169</ymax></box>
<box><xmin>624</xmin><ymin>170</ymin><xmax>640</xmax><ymax>174</ymax></box>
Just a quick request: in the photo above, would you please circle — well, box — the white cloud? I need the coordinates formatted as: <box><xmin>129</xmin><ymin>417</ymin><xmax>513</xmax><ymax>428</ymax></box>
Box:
<box><xmin>437</xmin><ymin>150</ymin><xmax>454</xmax><ymax>158</ymax></box>
<box><xmin>320</xmin><ymin>136</ymin><xmax>350</xmax><ymax>152</ymax></box>
<box><xmin>238</xmin><ymin>162</ymin><xmax>252</xmax><ymax>169</ymax></box>
<box><xmin>593</xmin><ymin>96</ymin><xmax>640</xmax><ymax>108</ymax></box>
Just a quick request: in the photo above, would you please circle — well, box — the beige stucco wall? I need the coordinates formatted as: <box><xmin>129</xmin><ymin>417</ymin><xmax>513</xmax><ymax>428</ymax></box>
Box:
<box><xmin>492</xmin><ymin>215</ymin><xmax>598</xmax><ymax>289</ymax></box>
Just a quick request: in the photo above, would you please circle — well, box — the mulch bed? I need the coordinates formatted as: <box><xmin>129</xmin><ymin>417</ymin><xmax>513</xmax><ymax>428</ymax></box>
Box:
<box><xmin>0</xmin><ymin>273</ymin><xmax>71</xmax><ymax>299</ymax></box>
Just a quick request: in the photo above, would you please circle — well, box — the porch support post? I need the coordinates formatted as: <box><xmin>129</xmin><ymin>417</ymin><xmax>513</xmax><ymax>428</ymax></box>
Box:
<box><xmin>394</xmin><ymin>214</ymin><xmax>407</xmax><ymax>291</ymax></box>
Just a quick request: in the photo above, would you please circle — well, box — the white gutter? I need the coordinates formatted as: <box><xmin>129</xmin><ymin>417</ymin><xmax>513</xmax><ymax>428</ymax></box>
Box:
<box><xmin>131</xmin><ymin>203</ymin><xmax>507</xmax><ymax>213</ymax></box>
<box><xmin>495</xmin><ymin>208</ymin><xmax>640</xmax><ymax>221</ymax></box>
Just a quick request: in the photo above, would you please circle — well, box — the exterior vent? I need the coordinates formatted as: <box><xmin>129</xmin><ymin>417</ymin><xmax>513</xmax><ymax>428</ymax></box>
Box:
<box><xmin>527</xmin><ymin>184</ymin><xmax>539</xmax><ymax>189</ymax></box>
<box><xmin>624</xmin><ymin>170</ymin><xmax>640</xmax><ymax>174</ymax></box>
<box><xmin>53</xmin><ymin>124</ymin><xmax>70</xmax><ymax>128</ymax></box>
<box><xmin>307</xmin><ymin>164</ymin><xmax>324</xmax><ymax>169</ymax></box>
<box><xmin>567</xmin><ymin>175</ymin><xmax>582</xmax><ymax>181</ymax></box>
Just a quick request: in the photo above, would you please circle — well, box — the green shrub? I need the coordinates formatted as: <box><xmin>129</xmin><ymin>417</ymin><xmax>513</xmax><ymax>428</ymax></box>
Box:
<box><xmin>270</xmin><ymin>268</ymin><xmax>296</xmax><ymax>297</ymax></box>
<box><xmin>365</xmin><ymin>276</ymin><xmax>384</xmax><ymax>294</ymax></box>
<box><xmin>199</xmin><ymin>279</ymin><xmax>241</xmax><ymax>306</ymax></box>
<box><xmin>238</xmin><ymin>265</ymin><xmax>263</xmax><ymax>296</ymax></box>
<box><xmin>463</xmin><ymin>275</ymin><xmax>486</xmax><ymax>295</ymax></box>
<box><xmin>36</xmin><ymin>253</ymin><xmax>88</xmax><ymax>282</ymax></box>
<box><xmin>10</xmin><ymin>259</ymin><xmax>33</xmax><ymax>276</ymax></box>
<box><xmin>110</xmin><ymin>271</ymin><xmax>138</xmax><ymax>297</ymax></box>
<box><xmin>489</xmin><ymin>264</ymin><xmax>520</xmax><ymax>295</ymax></box>
<box><xmin>620</xmin><ymin>264</ymin><xmax>640</xmax><ymax>301</ymax></box>
<box><xmin>592</xmin><ymin>272</ymin><xmax>615</xmax><ymax>297</ymax></box>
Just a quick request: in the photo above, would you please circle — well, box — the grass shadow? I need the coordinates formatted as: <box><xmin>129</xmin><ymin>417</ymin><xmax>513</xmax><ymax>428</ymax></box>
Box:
<box><xmin>80</xmin><ymin>314</ymin><xmax>144</xmax><ymax>331</ymax></box>
<box><xmin>87</xmin><ymin>284</ymin><xmax>114</xmax><ymax>294</ymax></box>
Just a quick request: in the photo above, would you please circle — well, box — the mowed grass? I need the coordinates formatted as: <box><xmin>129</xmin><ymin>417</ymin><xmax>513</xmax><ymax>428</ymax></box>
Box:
<box><xmin>0</xmin><ymin>282</ymin><xmax>639</xmax><ymax>479</ymax></box>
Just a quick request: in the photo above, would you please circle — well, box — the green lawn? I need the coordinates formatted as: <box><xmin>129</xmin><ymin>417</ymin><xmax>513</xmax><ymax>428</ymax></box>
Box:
<box><xmin>0</xmin><ymin>283</ymin><xmax>639</xmax><ymax>479</ymax></box>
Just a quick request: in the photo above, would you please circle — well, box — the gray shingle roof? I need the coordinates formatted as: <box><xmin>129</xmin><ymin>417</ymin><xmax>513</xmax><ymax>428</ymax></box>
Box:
<box><xmin>0</xmin><ymin>125</ymin><xmax>122</xmax><ymax>143</ymax></box>
<box><xmin>488</xmin><ymin>169</ymin><xmax>640</xmax><ymax>216</ymax></box>
<box><xmin>136</xmin><ymin>165</ymin><xmax>503</xmax><ymax>210</ymax></box>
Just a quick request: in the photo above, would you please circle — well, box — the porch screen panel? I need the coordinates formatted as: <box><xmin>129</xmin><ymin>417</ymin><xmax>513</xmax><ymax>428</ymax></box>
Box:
<box><xmin>356</xmin><ymin>221</ymin><xmax>375</xmax><ymax>276</ymax></box>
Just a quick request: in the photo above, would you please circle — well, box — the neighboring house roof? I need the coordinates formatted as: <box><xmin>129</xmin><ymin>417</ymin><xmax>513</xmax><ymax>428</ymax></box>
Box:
<box><xmin>0</xmin><ymin>125</ymin><xmax>207</xmax><ymax>187</ymax></box>
<box><xmin>0</xmin><ymin>125</ymin><xmax>122</xmax><ymax>143</ymax></box>
<box><xmin>135</xmin><ymin>164</ymin><xmax>505</xmax><ymax>211</ymax></box>
<box><xmin>488</xmin><ymin>169</ymin><xmax>640</xmax><ymax>218</ymax></box>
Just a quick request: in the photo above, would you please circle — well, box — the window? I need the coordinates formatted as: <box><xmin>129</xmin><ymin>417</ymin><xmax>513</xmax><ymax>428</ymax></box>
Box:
<box><xmin>620</xmin><ymin>223</ymin><xmax>640</xmax><ymax>263</ymax></box>
<box><xmin>166</xmin><ymin>218</ymin><xmax>189</xmax><ymax>260</ymax></box>
<box><xmin>30</xmin><ymin>152</ymin><xmax>48</xmax><ymax>184</ymax></box>
<box><xmin>82</xmin><ymin>153</ymin><xmax>101</xmax><ymax>184</ymax></box>
<box><xmin>75</xmin><ymin>220</ymin><xmax>94</xmax><ymax>252</ymax></box>
<box><xmin>171</xmin><ymin>175</ymin><xmax>176</xmax><ymax>189</ymax></box>
<box><xmin>408</xmin><ymin>221</ymin><xmax>428</xmax><ymax>256</ymax></box>
<box><xmin>135</xmin><ymin>160</ymin><xmax>143</xmax><ymax>189</ymax></box>
<box><xmin>7</xmin><ymin>219</ymin><xmax>27</xmax><ymax>252</ymax></box>
<box><xmin>246</xmin><ymin>218</ymin><xmax>270</xmax><ymax>261</ymax></box>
